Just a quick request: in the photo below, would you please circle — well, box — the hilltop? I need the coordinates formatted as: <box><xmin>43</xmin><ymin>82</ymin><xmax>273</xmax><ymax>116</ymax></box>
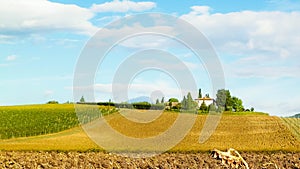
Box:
<box><xmin>291</xmin><ymin>113</ymin><xmax>300</xmax><ymax>118</ymax></box>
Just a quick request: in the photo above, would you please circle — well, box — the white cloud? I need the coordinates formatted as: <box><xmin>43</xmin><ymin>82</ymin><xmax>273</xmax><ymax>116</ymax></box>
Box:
<box><xmin>71</xmin><ymin>78</ymin><xmax>189</xmax><ymax>103</ymax></box>
<box><xmin>180</xmin><ymin>7</ymin><xmax>300</xmax><ymax>79</ymax></box>
<box><xmin>86</xmin><ymin>22</ymin><xmax>177</xmax><ymax>49</ymax></box>
<box><xmin>96</xmin><ymin>15</ymin><xmax>123</xmax><ymax>27</ymax></box>
<box><xmin>227</xmin><ymin>64</ymin><xmax>300</xmax><ymax>78</ymax></box>
<box><xmin>93</xmin><ymin>81</ymin><xmax>183</xmax><ymax>102</ymax></box>
<box><xmin>133</xmin><ymin>58</ymin><xmax>199</xmax><ymax>72</ymax></box>
<box><xmin>119</xmin><ymin>34</ymin><xmax>171</xmax><ymax>49</ymax></box>
<box><xmin>2</xmin><ymin>75</ymin><xmax>73</xmax><ymax>85</ymax></box>
<box><xmin>44</xmin><ymin>90</ymin><xmax>54</xmax><ymax>97</ymax></box>
<box><xmin>0</xmin><ymin>35</ymin><xmax>16</xmax><ymax>44</ymax></box>
<box><xmin>179</xmin><ymin>6</ymin><xmax>300</xmax><ymax>115</ymax></box>
<box><xmin>267</xmin><ymin>0</ymin><xmax>300</xmax><ymax>11</ymax></box>
<box><xmin>229</xmin><ymin>78</ymin><xmax>300</xmax><ymax>116</ymax></box>
<box><xmin>0</xmin><ymin>0</ymin><xmax>98</xmax><ymax>36</ymax></box>
<box><xmin>50</xmin><ymin>38</ymin><xmax>80</xmax><ymax>48</ymax></box>
<box><xmin>91</xmin><ymin>0</ymin><xmax>156</xmax><ymax>13</ymax></box>
<box><xmin>190</xmin><ymin>6</ymin><xmax>211</xmax><ymax>15</ymax></box>
<box><xmin>6</xmin><ymin>55</ymin><xmax>16</xmax><ymax>61</ymax></box>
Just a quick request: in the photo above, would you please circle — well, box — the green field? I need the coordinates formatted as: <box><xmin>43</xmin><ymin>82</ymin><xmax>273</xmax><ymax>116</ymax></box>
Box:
<box><xmin>0</xmin><ymin>104</ymin><xmax>299</xmax><ymax>152</ymax></box>
<box><xmin>0</xmin><ymin>104</ymin><xmax>116</xmax><ymax>139</ymax></box>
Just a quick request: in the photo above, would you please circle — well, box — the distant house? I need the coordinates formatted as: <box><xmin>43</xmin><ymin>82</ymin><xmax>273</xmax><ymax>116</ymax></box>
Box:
<box><xmin>165</xmin><ymin>101</ymin><xmax>179</xmax><ymax>110</ymax></box>
<box><xmin>169</xmin><ymin>102</ymin><xmax>179</xmax><ymax>107</ymax></box>
<box><xmin>195</xmin><ymin>97</ymin><xmax>215</xmax><ymax>108</ymax></box>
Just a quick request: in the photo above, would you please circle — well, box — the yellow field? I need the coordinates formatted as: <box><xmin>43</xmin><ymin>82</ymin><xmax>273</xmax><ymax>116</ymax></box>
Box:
<box><xmin>281</xmin><ymin>117</ymin><xmax>300</xmax><ymax>140</ymax></box>
<box><xmin>0</xmin><ymin>109</ymin><xmax>299</xmax><ymax>152</ymax></box>
<box><xmin>0</xmin><ymin>127</ymin><xmax>98</xmax><ymax>151</ymax></box>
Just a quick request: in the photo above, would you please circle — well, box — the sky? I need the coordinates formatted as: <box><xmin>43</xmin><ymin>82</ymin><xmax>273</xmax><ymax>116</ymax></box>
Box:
<box><xmin>1</xmin><ymin>0</ymin><xmax>300</xmax><ymax>116</ymax></box>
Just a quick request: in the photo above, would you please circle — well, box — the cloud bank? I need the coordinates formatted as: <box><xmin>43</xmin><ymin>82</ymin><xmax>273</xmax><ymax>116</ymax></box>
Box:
<box><xmin>91</xmin><ymin>0</ymin><xmax>156</xmax><ymax>13</ymax></box>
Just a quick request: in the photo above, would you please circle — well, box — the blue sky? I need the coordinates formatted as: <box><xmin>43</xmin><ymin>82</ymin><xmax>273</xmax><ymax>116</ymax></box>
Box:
<box><xmin>1</xmin><ymin>0</ymin><xmax>300</xmax><ymax>116</ymax></box>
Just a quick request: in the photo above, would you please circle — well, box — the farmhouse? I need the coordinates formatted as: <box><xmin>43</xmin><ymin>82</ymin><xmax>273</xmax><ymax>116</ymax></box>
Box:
<box><xmin>195</xmin><ymin>97</ymin><xmax>215</xmax><ymax>108</ymax></box>
<box><xmin>165</xmin><ymin>101</ymin><xmax>179</xmax><ymax>110</ymax></box>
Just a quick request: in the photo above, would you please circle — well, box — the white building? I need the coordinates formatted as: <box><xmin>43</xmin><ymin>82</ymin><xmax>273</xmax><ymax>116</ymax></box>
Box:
<box><xmin>195</xmin><ymin>97</ymin><xmax>215</xmax><ymax>108</ymax></box>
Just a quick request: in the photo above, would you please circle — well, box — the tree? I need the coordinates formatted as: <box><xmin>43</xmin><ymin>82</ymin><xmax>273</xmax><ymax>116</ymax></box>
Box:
<box><xmin>250</xmin><ymin>107</ymin><xmax>254</xmax><ymax>112</ymax></box>
<box><xmin>132</xmin><ymin>102</ymin><xmax>151</xmax><ymax>109</ymax></box>
<box><xmin>198</xmin><ymin>88</ymin><xmax>202</xmax><ymax>98</ymax></box>
<box><xmin>216</xmin><ymin>89</ymin><xmax>233</xmax><ymax>112</ymax></box>
<box><xmin>199</xmin><ymin>101</ymin><xmax>208</xmax><ymax>113</ymax></box>
<box><xmin>225</xmin><ymin>91</ymin><xmax>233</xmax><ymax>111</ymax></box>
<box><xmin>108</xmin><ymin>99</ymin><xmax>112</xmax><ymax>108</ymax></box>
<box><xmin>156</xmin><ymin>98</ymin><xmax>160</xmax><ymax>104</ymax></box>
<box><xmin>208</xmin><ymin>103</ymin><xmax>217</xmax><ymax>112</ymax></box>
<box><xmin>47</xmin><ymin>100</ymin><xmax>58</xmax><ymax>104</ymax></box>
<box><xmin>181</xmin><ymin>96</ymin><xmax>187</xmax><ymax>110</ymax></box>
<box><xmin>182</xmin><ymin>92</ymin><xmax>197</xmax><ymax>111</ymax></box>
<box><xmin>186</xmin><ymin>92</ymin><xmax>194</xmax><ymax>110</ymax></box>
<box><xmin>168</xmin><ymin>98</ymin><xmax>179</xmax><ymax>103</ymax></box>
<box><xmin>161</xmin><ymin>97</ymin><xmax>165</xmax><ymax>104</ymax></box>
<box><xmin>216</xmin><ymin>89</ymin><xmax>226</xmax><ymax>110</ymax></box>
<box><xmin>232</xmin><ymin>96</ymin><xmax>244</xmax><ymax>112</ymax></box>
<box><xmin>205</xmin><ymin>94</ymin><xmax>210</xmax><ymax>98</ymax></box>
<box><xmin>80</xmin><ymin>96</ymin><xmax>85</xmax><ymax>103</ymax></box>
<box><xmin>168</xmin><ymin>98</ymin><xmax>179</xmax><ymax>110</ymax></box>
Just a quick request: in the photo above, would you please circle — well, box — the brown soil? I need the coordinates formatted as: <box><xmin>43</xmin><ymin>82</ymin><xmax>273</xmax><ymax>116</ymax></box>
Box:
<box><xmin>0</xmin><ymin>151</ymin><xmax>299</xmax><ymax>169</ymax></box>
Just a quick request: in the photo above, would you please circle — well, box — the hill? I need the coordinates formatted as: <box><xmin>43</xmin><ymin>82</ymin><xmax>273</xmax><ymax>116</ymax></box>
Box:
<box><xmin>127</xmin><ymin>96</ymin><xmax>152</xmax><ymax>103</ymax></box>
<box><xmin>0</xmin><ymin>106</ymin><xmax>299</xmax><ymax>152</ymax></box>
<box><xmin>291</xmin><ymin>113</ymin><xmax>300</xmax><ymax>118</ymax></box>
<box><xmin>0</xmin><ymin>104</ymin><xmax>78</xmax><ymax>139</ymax></box>
<box><xmin>0</xmin><ymin>104</ymin><xmax>115</xmax><ymax>139</ymax></box>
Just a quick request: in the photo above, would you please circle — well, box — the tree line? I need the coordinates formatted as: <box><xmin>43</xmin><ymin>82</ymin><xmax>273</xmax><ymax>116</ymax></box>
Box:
<box><xmin>76</xmin><ymin>88</ymin><xmax>254</xmax><ymax>113</ymax></box>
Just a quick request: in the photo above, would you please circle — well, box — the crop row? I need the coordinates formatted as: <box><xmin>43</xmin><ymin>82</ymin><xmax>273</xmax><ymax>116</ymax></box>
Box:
<box><xmin>281</xmin><ymin>117</ymin><xmax>300</xmax><ymax>139</ymax></box>
<box><xmin>0</xmin><ymin>104</ymin><xmax>117</xmax><ymax>139</ymax></box>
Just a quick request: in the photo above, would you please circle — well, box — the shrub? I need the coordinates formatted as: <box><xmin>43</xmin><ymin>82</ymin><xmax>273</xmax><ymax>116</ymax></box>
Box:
<box><xmin>47</xmin><ymin>100</ymin><xmax>59</xmax><ymax>104</ymax></box>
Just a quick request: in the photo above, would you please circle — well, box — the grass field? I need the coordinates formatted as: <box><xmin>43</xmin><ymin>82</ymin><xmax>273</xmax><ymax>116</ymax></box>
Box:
<box><xmin>0</xmin><ymin>105</ymin><xmax>299</xmax><ymax>152</ymax></box>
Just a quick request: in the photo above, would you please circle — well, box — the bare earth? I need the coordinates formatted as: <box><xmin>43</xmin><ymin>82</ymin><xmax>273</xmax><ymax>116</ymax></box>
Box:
<box><xmin>0</xmin><ymin>151</ymin><xmax>299</xmax><ymax>169</ymax></box>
